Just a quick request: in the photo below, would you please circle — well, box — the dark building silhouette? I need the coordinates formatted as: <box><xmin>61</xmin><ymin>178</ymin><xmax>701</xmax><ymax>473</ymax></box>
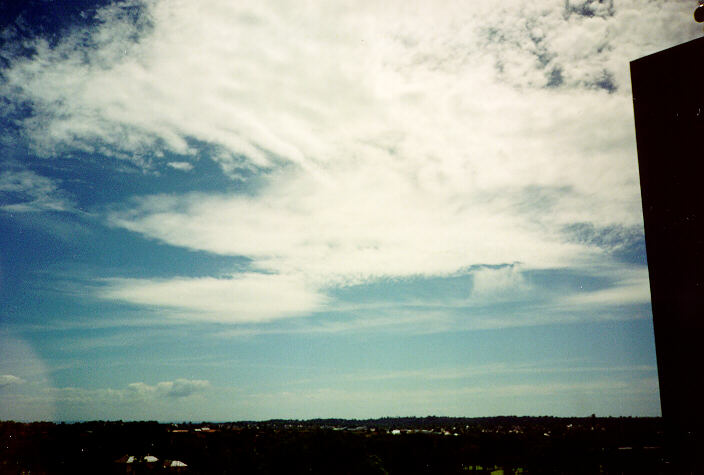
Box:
<box><xmin>631</xmin><ymin>36</ymin><xmax>704</xmax><ymax>466</ymax></box>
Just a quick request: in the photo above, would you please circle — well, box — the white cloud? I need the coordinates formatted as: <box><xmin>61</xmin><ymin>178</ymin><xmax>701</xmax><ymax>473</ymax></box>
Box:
<box><xmin>2</xmin><ymin>0</ymin><xmax>695</xmax><ymax>169</ymax></box>
<box><xmin>0</xmin><ymin>170</ymin><xmax>73</xmax><ymax>213</ymax></box>
<box><xmin>471</xmin><ymin>265</ymin><xmax>528</xmax><ymax>299</ymax></box>
<box><xmin>167</xmin><ymin>161</ymin><xmax>194</xmax><ymax>171</ymax></box>
<box><xmin>127</xmin><ymin>378</ymin><xmax>211</xmax><ymax>399</ymax></box>
<box><xmin>97</xmin><ymin>273</ymin><xmax>327</xmax><ymax>322</ymax></box>
<box><xmin>0</xmin><ymin>374</ymin><xmax>25</xmax><ymax>386</ymax></box>
<box><xmin>3</xmin><ymin>0</ymin><xmax>695</xmax><ymax>190</ymax></box>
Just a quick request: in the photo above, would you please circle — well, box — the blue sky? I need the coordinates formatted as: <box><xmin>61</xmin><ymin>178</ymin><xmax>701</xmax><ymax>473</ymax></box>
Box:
<box><xmin>0</xmin><ymin>0</ymin><xmax>699</xmax><ymax>422</ymax></box>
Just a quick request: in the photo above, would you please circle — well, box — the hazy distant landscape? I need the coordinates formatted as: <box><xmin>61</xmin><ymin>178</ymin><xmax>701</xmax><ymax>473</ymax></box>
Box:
<box><xmin>1</xmin><ymin>416</ymin><xmax>669</xmax><ymax>474</ymax></box>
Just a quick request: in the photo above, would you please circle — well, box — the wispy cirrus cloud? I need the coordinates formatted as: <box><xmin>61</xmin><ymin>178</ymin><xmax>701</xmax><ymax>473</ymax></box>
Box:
<box><xmin>8</xmin><ymin>379</ymin><xmax>210</xmax><ymax>408</ymax></box>
<box><xmin>1</xmin><ymin>378</ymin><xmax>212</xmax><ymax>421</ymax></box>
<box><xmin>0</xmin><ymin>170</ymin><xmax>73</xmax><ymax>213</ymax></box>
<box><xmin>302</xmin><ymin>361</ymin><xmax>658</xmax><ymax>386</ymax></box>
<box><xmin>559</xmin><ymin>265</ymin><xmax>651</xmax><ymax>307</ymax></box>
<box><xmin>244</xmin><ymin>377</ymin><xmax>660</xmax><ymax>418</ymax></box>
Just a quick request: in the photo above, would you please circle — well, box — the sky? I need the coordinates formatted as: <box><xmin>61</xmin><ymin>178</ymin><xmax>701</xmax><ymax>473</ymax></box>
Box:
<box><xmin>0</xmin><ymin>0</ymin><xmax>700</xmax><ymax>422</ymax></box>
